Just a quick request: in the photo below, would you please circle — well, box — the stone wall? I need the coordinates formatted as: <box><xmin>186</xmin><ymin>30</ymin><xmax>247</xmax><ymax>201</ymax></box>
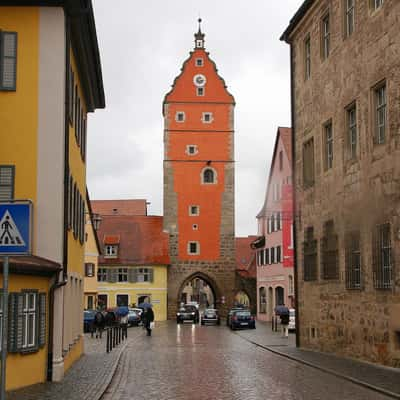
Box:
<box><xmin>289</xmin><ymin>0</ymin><xmax>400</xmax><ymax>367</ymax></box>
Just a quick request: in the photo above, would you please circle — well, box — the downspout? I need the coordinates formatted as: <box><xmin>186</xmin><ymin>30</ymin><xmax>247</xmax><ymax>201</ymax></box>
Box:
<box><xmin>289</xmin><ymin>42</ymin><xmax>300</xmax><ymax>349</ymax></box>
<box><xmin>47</xmin><ymin>9</ymin><xmax>70</xmax><ymax>381</ymax></box>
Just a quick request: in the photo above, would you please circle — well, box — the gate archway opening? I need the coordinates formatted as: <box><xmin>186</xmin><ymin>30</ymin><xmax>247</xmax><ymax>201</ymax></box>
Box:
<box><xmin>179</xmin><ymin>274</ymin><xmax>218</xmax><ymax>312</ymax></box>
<box><xmin>234</xmin><ymin>290</ymin><xmax>251</xmax><ymax>308</ymax></box>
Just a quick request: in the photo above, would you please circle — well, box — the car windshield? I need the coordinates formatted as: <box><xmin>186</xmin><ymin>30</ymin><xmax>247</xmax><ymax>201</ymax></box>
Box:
<box><xmin>235</xmin><ymin>311</ymin><xmax>251</xmax><ymax>317</ymax></box>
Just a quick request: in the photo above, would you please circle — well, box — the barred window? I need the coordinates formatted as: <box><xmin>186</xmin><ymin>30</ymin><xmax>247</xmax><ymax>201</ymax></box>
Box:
<box><xmin>303</xmin><ymin>227</ymin><xmax>318</xmax><ymax>281</ymax></box>
<box><xmin>97</xmin><ymin>268</ymin><xmax>107</xmax><ymax>282</ymax></box>
<box><xmin>321</xmin><ymin>220</ymin><xmax>339</xmax><ymax>280</ymax></box>
<box><xmin>345</xmin><ymin>231</ymin><xmax>361</xmax><ymax>289</ymax></box>
<box><xmin>373</xmin><ymin>223</ymin><xmax>392</xmax><ymax>289</ymax></box>
<box><xmin>259</xmin><ymin>287</ymin><xmax>266</xmax><ymax>313</ymax></box>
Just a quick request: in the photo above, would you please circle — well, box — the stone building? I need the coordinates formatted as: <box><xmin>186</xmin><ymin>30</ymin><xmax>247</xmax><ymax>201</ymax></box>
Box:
<box><xmin>281</xmin><ymin>0</ymin><xmax>400</xmax><ymax>367</ymax></box>
<box><xmin>163</xmin><ymin>21</ymin><xmax>236</xmax><ymax>318</ymax></box>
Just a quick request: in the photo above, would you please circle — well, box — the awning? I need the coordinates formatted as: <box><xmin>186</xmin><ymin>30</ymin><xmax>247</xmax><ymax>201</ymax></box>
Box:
<box><xmin>250</xmin><ymin>236</ymin><xmax>265</xmax><ymax>249</ymax></box>
<box><xmin>0</xmin><ymin>255</ymin><xmax>61</xmax><ymax>276</ymax></box>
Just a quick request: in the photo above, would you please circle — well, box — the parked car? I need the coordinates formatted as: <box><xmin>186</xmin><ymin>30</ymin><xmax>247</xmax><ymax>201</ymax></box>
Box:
<box><xmin>83</xmin><ymin>310</ymin><xmax>96</xmax><ymax>333</ymax></box>
<box><xmin>226</xmin><ymin>306</ymin><xmax>248</xmax><ymax>326</ymax></box>
<box><xmin>201</xmin><ymin>308</ymin><xmax>220</xmax><ymax>325</ymax></box>
<box><xmin>288</xmin><ymin>308</ymin><xmax>296</xmax><ymax>332</ymax></box>
<box><xmin>128</xmin><ymin>309</ymin><xmax>141</xmax><ymax>327</ymax></box>
<box><xmin>229</xmin><ymin>309</ymin><xmax>256</xmax><ymax>330</ymax></box>
<box><xmin>176</xmin><ymin>305</ymin><xmax>199</xmax><ymax>323</ymax></box>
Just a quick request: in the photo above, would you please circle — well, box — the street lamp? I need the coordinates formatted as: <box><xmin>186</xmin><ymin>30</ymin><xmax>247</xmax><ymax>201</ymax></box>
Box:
<box><xmin>91</xmin><ymin>213</ymin><xmax>102</xmax><ymax>231</ymax></box>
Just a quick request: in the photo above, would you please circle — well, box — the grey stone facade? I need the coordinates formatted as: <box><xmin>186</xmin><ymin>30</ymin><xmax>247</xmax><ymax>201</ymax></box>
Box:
<box><xmin>283</xmin><ymin>0</ymin><xmax>400</xmax><ymax>367</ymax></box>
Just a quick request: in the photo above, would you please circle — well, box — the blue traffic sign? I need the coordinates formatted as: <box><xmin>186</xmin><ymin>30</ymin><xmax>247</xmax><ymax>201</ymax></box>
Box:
<box><xmin>0</xmin><ymin>202</ymin><xmax>32</xmax><ymax>255</ymax></box>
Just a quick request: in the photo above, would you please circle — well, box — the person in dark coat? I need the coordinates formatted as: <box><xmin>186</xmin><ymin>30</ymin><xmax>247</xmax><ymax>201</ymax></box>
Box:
<box><xmin>142</xmin><ymin>307</ymin><xmax>154</xmax><ymax>336</ymax></box>
<box><xmin>278</xmin><ymin>304</ymin><xmax>290</xmax><ymax>338</ymax></box>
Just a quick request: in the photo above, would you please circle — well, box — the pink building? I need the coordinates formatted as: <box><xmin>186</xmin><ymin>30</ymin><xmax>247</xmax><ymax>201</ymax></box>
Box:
<box><xmin>252</xmin><ymin>127</ymin><xmax>294</xmax><ymax>322</ymax></box>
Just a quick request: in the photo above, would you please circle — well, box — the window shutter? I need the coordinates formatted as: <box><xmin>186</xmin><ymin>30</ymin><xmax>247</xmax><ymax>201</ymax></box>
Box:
<box><xmin>106</xmin><ymin>268</ymin><xmax>113</xmax><ymax>282</ymax></box>
<box><xmin>38</xmin><ymin>293</ymin><xmax>46</xmax><ymax>348</ymax></box>
<box><xmin>110</xmin><ymin>269</ymin><xmax>118</xmax><ymax>283</ymax></box>
<box><xmin>8</xmin><ymin>293</ymin><xmax>23</xmax><ymax>352</ymax></box>
<box><xmin>128</xmin><ymin>268</ymin><xmax>135</xmax><ymax>283</ymax></box>
<box><xmin>149</xmin><ymin>269</ymin><xmax>154</xmax><ymax>282</ymax></box>
<box><xmin>0</xmin><ymin>165</ymin><xmax>15</xmax><ymax>201</ymax></box>
<box><xmin>0</xmin><ymin>32</ymin><xmax>17</xmax><ymax>91</ymax></box>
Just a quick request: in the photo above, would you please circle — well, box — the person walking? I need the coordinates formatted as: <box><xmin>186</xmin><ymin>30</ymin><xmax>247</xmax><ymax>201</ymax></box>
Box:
<box><xmin>120</xmin><ymin>313</ymin><xmax>129</xmax><ymax>340</ymax></box>
<box><xmin>142</xmin><ymin>306</ymin><xmax>155</xmax><ymax>336</ymax></box>
<box><xmin>278</xmin><ymin>304</ymin><xmax>290</xmax><ymax>338</ymax></box>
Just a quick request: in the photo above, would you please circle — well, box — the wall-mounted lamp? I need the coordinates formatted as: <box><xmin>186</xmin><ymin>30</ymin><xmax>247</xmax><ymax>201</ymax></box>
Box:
<box><xmin>92</xmin><ymin>213</ymin><xmax>102</xmax><ymax>231</ymax></box>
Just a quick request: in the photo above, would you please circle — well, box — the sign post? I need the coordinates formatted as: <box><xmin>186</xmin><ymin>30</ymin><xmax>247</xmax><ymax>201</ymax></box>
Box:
<box><xmin>0</xmin><ymin>201</ymin><xmax>32</xmax><ymax>400</ymax></box>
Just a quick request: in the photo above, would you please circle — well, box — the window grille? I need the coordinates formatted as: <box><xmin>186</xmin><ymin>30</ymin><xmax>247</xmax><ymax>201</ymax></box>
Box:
<box><xmin>321</xmin><ymin>221</ymin><xmax>339</xmax><ymax>280</ymax></box>
<box><xmin>373</xmin><ymin>223</ymin><xmax>392</xmax><ymax>289</ymax></box>
<box><xmin>0</xmin><ymin>165</ymin><xmax>14</xmax><ymax>201</ymax></box>
<box><xmin>303</xmin><ymin>227</ymin><xmax>318</xmax><ymax>281</ymax></box>
<box><xmin>0</xmin><ymin>32</ymin><xmax>17</xmax><ymax>91</ymax></box>
<box><xmin>345</xmin><ymin>231</ymin><xmax>361</xmax><ymax>289</ymax></box>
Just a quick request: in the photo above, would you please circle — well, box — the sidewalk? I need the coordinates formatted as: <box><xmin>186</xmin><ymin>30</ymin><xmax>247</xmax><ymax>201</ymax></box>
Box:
<box><xmin>236</xmin><ymin>321</ymin><xmax>400</xmax><ymax>399</ymax></box>
<box><xmin>7</xmin><ymin>327</ymin><xmax>143</xmax><ymax>400</ymax></box>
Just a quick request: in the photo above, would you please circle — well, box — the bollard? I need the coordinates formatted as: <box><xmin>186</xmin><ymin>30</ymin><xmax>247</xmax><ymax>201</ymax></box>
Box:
<box><xmin>106</xmin><ymin>328</ymin><xmax>110</xmax><ymax>353</ymax></box>
<box><xmin>272</xmin><ymin>316</ymin><xmax>274</xmax><ymax>331</ymax></box>
<box><xmin>113</xmin><ymin>326</ymin><xmax>116</xmax><ymax>348</ymax></box>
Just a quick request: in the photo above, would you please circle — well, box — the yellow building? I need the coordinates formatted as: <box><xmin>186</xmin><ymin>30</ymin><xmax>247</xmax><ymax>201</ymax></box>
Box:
<box><xmin>92</xmin><ymin>201</ymin><xmax>169</xmax><ymax>321</ymax></box>
<box><xmin>0</xmin><ymin>1</ymin><xmax>104</xmax><ymax>390</ymax></box>
<box><xmin>84</xmin><ymin>193</ymin><xmax>102</xmax><ymax>310</ymax></box>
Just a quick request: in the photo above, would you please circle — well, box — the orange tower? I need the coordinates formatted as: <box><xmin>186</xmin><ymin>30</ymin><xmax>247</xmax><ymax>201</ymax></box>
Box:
<box><xmin>163</xmin><ymin>20</ymin><xmax>236</xmax><ymax>318</ymax></box>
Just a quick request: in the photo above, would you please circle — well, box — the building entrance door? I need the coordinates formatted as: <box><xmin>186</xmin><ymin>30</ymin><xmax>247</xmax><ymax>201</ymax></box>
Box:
<box><xmin>275</xmin><ymin>286</ymin><xmax>284</xmax><ymax>306</ymax></box>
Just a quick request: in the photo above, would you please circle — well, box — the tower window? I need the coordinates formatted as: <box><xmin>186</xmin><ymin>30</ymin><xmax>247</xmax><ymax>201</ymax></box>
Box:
<box><xmin>186</xmin><ymin>145</ymin><xmax>198</xmax><ymax>155</ymax></box>
<box><xmin>197</xmin><ymin>87</ymin><xmax>204</xmax><ymax>96</ymax></box>
<box><xmin>196</xmin><ymin>40</ymin><xmax>203</xmax><ymax>48</ymax></box>
<box><xmin>202</xmin><ymin>112</ymin><xmax>213</xmax><ymax>123</ymax></box>
<box><xmin>175</xmin><ymin>112</ymin><xmax>185</xmax><ymax>122</ymax></box>
<box><xmin>188</xmin><ymin>241</ymin><xmax>200</xmax><ymax>255</ymax></box>
<box><xmin>189</xmin><ymin>205</ymin><xmax>199</xmax><ymax>216</ymax></box>
<box><xmin>202</xmin><ymin>168</ymin><xmax>216</xmax><ymax>184</ymax></box>
<box><xmin>195</xmin><ymin>58</ymin><xmax>204</xmax><ymax>67</ymax></box>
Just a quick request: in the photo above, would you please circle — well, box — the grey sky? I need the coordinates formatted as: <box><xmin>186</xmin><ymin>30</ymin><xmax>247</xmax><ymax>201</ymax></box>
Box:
<box><xmin>87</xmin><ymin>1</ymin><xmax>303</xmax><ymax>237</ymax></box>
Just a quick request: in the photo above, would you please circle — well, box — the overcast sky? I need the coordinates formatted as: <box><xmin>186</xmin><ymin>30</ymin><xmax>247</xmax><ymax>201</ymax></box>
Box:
<box><xmin>87</xmin><ymin>1</ymin><xmax>303</xmax><ymax>237</ymax></box>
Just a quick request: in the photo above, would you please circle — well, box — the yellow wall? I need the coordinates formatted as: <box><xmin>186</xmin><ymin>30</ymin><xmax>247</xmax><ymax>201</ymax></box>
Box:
<box><xmin>1</xmin><ymin>274</ymin><xmax>50</xmax><ymax>391</ymax></box>
<box><xmin>84</xmin><ymin>215</ymin><xmax>99</xmax><ymax>308</ymax></box>
<box><xmin>98</xmin><ymin>265</ymin><xmax>168</xmax><ymax>321</ymax></box>
<box><xmin>63</xmin><ymin>336</ymin><xmax>83</xmax><ymax>373</ymax></box>
<box><xmin>0</xmin><ymin>6</ymin><xmax>39</xmax><ymax>223</ymax></box>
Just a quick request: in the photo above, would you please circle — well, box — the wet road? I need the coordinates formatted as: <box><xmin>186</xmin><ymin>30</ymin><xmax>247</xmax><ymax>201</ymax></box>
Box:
<box><xmin>102</xmin><ymin>321</ymin><xmax>392</xmax><ymax>400</ymax></box>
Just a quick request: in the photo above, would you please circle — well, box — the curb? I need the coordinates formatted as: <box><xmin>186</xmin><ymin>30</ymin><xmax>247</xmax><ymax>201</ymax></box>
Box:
<box><xmin>237</xmin><ymin>333</ymin><xmax>400</xmax><ymax>400</ymax></box>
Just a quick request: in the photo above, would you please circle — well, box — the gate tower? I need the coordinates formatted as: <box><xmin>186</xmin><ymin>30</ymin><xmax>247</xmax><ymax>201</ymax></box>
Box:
<box><xmin>163</xmin><ymin>20</ymin><xmax>236</xmax><ymax>318</ymax></box>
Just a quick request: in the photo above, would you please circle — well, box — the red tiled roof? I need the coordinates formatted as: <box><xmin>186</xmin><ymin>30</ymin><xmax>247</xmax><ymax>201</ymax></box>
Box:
<box><xmin>235</xmin><ymin>236</ymin><xmax>257</xmax><ymax>278</ymax></box>
<box><xmin>103</xmin><ymin>235</ymin><xmax>120</xmax><ymax>245</ymax></box>
<box><xmin>91</xmin><ymin>199</ymin><xmax>147</xmax><ymax>216</ymax></box>
<box><xmin>97</xmin><ymin>215</ymin><xmax>169</xmax><ymax>265</ymax></box>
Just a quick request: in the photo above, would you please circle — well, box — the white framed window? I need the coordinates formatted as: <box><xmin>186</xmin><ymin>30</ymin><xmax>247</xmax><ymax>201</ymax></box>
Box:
<box><xmin>118</xmin><ymin>268</ymin><xmax>128</xmax><ymax>282</ymax></box>
<box><xmin>188</xmin><ymin>241</ymin><xmax>200</xmax><ymax>255</ymax></box>
<box><xmin>195</xmin><ymin>58</ymin><xmax>204</xmax><ymax>67</ymax></box>
<box><xmin>22</xmin><ymin>292</ymin><xmax>37</xmax><ymax>350</ymax></box>
<box><xmin>196</xmin><ymin>39</ymin><xmax>203</xmax><ymax>48</ymax></box>
<box><xmin>189</xmin><ymin>205</ymin><xmax>199</xmax><ymax>216</ymax></box>
<box><xmin>175</xmin><ymin>111</ymin><xmax>185</xmax><ymax>122</ymax></box>
<box><xmin>201</xmin><ymin>167</ymin><xmax>217</xmax><ymax>184</ymax></box>
<box><xmin>105</xmin><ymin>245</ymin><xmax>118</xmax><ymax>257</ymax></box>
<box><xmin>197</xmin><ymin>87</ymin><xmax>204</xmax><ymax>96</ymax></box>
<box><xmin>186</xmin><ymin>145</ymin><xmax>198</xmax><ymax>155</ymax></box>
<box><xmin>202</xmin><ymin>112</ymin><xmax>213</xmax><ymax>123</ymax></box>
<box><xmin>138</xmin><ymin>268</ymin><xmax>152</xmax><ymax>282</ymax></box>
<box><xmin>98</xmin><ymin>267</ymin><xmax>107</xmax><ymax>282</ymax></box>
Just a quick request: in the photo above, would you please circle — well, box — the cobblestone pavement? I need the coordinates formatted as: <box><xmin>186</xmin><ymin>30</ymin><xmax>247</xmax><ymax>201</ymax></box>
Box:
<box><xmin>7</xmin><ymin>327</ymin><xmax>143</xmax><ymax>400</ymax></box>
<box><xmin>102</xmin><ymin>321</ymin><xmax>394</xmax><ymax>400</ymax></box>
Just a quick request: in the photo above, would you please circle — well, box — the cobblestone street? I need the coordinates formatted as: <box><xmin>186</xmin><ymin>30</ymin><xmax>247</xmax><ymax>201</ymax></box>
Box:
<box><xmin>101</xmin><ymin>321</ymin><xmax>395</xmax><ymax>400</ymax></box>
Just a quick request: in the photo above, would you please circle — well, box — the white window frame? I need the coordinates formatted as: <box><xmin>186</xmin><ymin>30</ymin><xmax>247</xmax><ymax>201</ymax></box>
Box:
<box><xmin>98</xmin><ymin>267</ymin><xmax>107</xmax><ymax>282</ymax></box>
<box><xmin>175</xmin><ymin>111</ymin><xmax>185</xmax><ymax>123</ymax></box>
<box><xmin>137</xmin><ymin>268</ymin><xmax>151</xmax><ymax>283</ymax></box>
<box><xmin>201</xmin><ymin>167</ymin><xmax>217</xmax><ymax>184</ymax></box>
<box><xmin>188</xmin><ymin>241</ymin><xmax>200</xmax><ymax>255</ymax></box>
<box><xmin>189</xmin><ymin>205</ymin><xmax>200</xmax><ymax>216</ymax></box>
<box><xmin>22</xmin><ymin>292</ymin><xmax>37</xmax><ymax>350</ymax></box>
<box><xmin>105</xmin><ymin>245</ymin><xmax>118</xmax><ymax>257</ymax></box>
<box><xmin>186</xmin><ymin>145</ymin><xmax>198</xmax><ymax>155</ymax></box>
<box><xmin>202</xmin><ymin>112</ymin><xmax>213</xmax><ymax>123</ymax></box>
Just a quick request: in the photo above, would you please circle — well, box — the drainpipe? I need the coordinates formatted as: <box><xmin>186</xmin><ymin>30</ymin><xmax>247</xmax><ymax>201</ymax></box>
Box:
<box><xmin>47</xmin><ymin>9</ymin><xmax>71</xmax><ymax>381</ymax></box>
<box><xmin>289</xmin><ymin>43</ymin><xmax>300</xmax><ymax>349</ymax></box>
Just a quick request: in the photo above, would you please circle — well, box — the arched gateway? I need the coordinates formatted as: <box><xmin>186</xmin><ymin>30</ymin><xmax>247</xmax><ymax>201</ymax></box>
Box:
<box><xmin>163</xmin><ymin>21</ymin><xmax>237</xmax><ymax>318</ymax></box>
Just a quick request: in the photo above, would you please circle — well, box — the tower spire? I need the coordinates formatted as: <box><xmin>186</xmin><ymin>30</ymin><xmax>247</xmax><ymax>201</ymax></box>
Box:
<box><xmin>194</xmin><ymin>18</ymin><xmax>205</xmax><ymax>49</ymax></box>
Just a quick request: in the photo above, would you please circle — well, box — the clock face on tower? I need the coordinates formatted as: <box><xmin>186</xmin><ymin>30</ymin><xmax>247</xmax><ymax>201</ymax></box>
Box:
<box><xmin>193</xmin><ymin>74</ymin><xmax>206</xmax><ymax>87</ymax></box>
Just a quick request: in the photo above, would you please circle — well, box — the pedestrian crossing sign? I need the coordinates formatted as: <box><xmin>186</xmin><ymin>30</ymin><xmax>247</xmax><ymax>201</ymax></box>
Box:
<box><xmin>0</xmin><ymin>202</ymin><xmax>32</xmax><ymax>255</ymax></box>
